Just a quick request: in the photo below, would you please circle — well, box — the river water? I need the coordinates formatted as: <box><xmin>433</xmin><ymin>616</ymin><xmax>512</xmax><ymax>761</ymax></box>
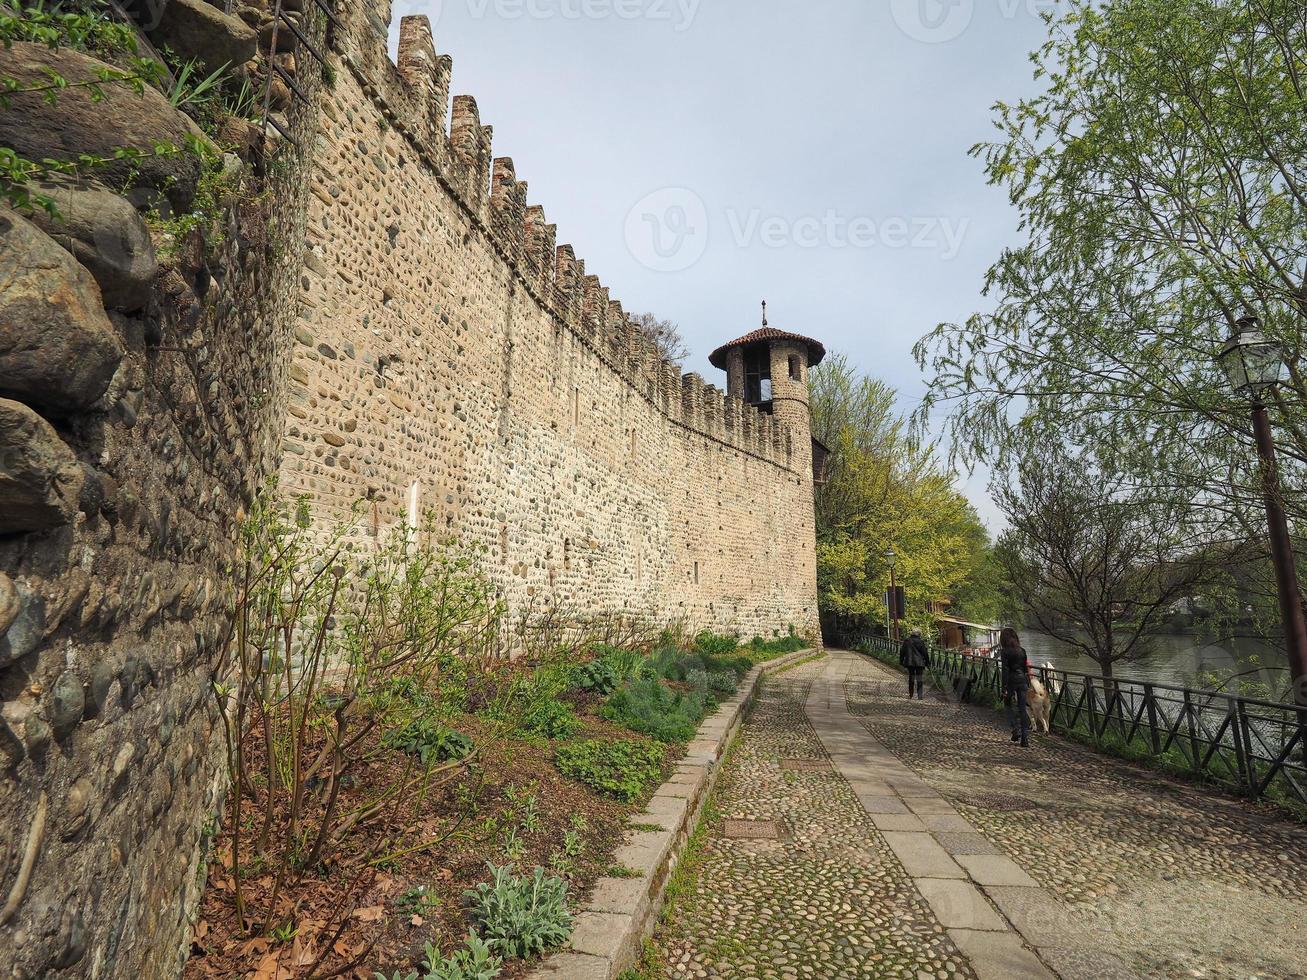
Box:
<box><xmin>1020</xmin><ymin>631</ymin><xmax>1292</xmax><ymax>695</ymax></box>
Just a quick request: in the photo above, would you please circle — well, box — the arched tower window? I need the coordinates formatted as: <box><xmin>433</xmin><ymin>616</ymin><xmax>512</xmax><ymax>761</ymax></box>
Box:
<box><xmin>788</xmin><ymin>355</ymin><xmax>801</xmax><ymax>381</ymax></box>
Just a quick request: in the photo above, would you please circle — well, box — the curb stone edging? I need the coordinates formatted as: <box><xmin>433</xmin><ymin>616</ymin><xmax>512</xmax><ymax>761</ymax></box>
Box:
<box><xmin>527</xmin><ymin>647</ymin><xmax>824</xmax><ymax>979</ymax></box>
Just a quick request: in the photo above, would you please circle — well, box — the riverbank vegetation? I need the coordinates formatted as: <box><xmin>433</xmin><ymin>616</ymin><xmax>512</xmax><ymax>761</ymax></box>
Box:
<box><xmin>811</xmin><ymin>353</ymin><xmax>1000</xmax><ymax>640</ymax></box>
<box><xmin>188</xmin><ymin>491</ymin><xmax>804</xmax><ymax>979</ymax></box>
<box><xmin>915</xmin><ymin>0</ymin><xmax>1307</xmax><ymax>695</ymax></box>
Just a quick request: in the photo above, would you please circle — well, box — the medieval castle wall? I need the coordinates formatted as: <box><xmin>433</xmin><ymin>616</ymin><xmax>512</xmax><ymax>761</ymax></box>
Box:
<box><xmin>0</xmin><ymin>3</ymin><xmax>817</xmax><ymax>977</ymax></box>
<box><xmin>282</xmin><ymin>5</ymin><xmax>820</xmax><ymax>639</ymax></box>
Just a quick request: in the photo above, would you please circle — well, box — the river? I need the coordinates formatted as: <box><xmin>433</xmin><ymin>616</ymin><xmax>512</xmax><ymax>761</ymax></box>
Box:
<box><xmin>1020</xmin><ymin>630</ymin><xmax>1292</xmax><ymax>695</ymax></box>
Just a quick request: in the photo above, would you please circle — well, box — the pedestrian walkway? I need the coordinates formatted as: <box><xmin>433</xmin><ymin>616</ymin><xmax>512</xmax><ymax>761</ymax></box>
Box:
<box><xmin>645</xmin><ymin>651</ymin><xmax>1307</xmax><ymax>979</ymax></box>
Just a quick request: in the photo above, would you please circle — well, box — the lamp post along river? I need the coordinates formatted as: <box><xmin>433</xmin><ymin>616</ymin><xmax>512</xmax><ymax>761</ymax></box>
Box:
<box><xmin>884</xmin><ymin>547</ymin><xmax>899</xmax><ymax>646</ymax></box>
<box><xmin>1219</xmin><ymin>317</ymin><xmax>1307</xmax><ymax>710</ymax></box>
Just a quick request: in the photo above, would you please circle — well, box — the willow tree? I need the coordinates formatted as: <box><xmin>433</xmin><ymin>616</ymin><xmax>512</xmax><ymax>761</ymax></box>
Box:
<box><xmin>915</xmin><ymin>0</ymin><xmax>1307</xmax><ymax>540</ymax></box>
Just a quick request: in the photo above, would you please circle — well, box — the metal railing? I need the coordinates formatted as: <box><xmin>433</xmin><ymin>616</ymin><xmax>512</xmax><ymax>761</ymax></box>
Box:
<box><xmin>855</xmin><ymin>637</ymin><xmax>1307</xmax><ymax>808</ymax></box>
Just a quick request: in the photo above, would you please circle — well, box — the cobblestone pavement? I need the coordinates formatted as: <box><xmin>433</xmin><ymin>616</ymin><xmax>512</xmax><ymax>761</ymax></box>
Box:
<box><xmin>847</xmin><ymin>651</ymin><xmax>1307</xmax><ymax>980</ymax></box>
<box><xmin>649</xmin><ymin>657</ymin><xmax>976</xmax><ymax>979</ymax></box>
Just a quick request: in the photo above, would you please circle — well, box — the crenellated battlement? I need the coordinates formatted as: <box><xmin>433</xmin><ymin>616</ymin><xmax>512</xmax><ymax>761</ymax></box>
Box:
<box><xmin>328</xmin><ymin>3</ymin><xmax>796</xmax><ymax>470</ymax></box>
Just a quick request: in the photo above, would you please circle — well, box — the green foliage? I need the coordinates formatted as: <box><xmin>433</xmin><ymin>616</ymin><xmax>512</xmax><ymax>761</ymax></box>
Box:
<box><xmin>744</xmin><ymin>633</ymin><xmax>807</xmax><ymax>660</ymax></box>
<box><xmin>810</xmin><ymin>353</ymin><xmax>998</xmax><ymax>637</ymax></box>
<box><xmin>692</xmin><ymin>631</ymin><xmax>739</xmax><ymax>657</ymax></box>
<box><xmin>166</xmin><ymin>57</ymin><xmax>230</xmax><ymax>110</ymax></box>
<box><xmin>383</xmin><ymin>717</ymin><xmax>474</xmax><ymax>766</ymax></box>
<box><xmin>914</xmin><ymin>0</ymin><xmax>1307</xmax><ymax>554</ymax></box>
<box><xmin>396</xmin><ymin>884</ymin><xmax>440</xmax><ymax>918</ymax></box>
<box><xmin>554</xmin><ymin>738</ymin><xmax>664</xmax><ymax>802</ymax></box>
<box><xmin>464</xmin><ymin>863</ymin><xmax>573</xmax><ymax>960</ymax></box>
<box><xmin>570</xmin><ymin>644</ymin><xmax>653</xmax><ymax>695</ymax></box>
<box><xmin>522</xmin><ymin>699</ymin><xmax>580</xmax><ymax>739</ymax></box>
<box><xmin>379</xmin><ymin>933</ymin><xmax>503</xmax><ymax>980</ymax></box>
<box><xmin>0</xmin><ymin>0</ymin><xmax>139</xmax><ymax>54</ymax></box>
<box><xmin>601</xmin><ymin>677</ymin><xmax>707</xmax><ymax>743</ymax></box>
<box><xmin>570</xmin><ymin>657</ymin><xmax>618</xmax><ymax>695</ymax></box>
<box><xmin>597</xmin><ymin>644</ymin><xmax>654</xmax><ymax>684</ymax></box>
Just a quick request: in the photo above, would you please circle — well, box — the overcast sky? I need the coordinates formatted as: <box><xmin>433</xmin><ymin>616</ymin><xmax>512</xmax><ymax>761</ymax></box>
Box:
<box><xmin>389</xmin><ymin>0</ymin><xmax>1055</xmax><ymax>530</ymax></box>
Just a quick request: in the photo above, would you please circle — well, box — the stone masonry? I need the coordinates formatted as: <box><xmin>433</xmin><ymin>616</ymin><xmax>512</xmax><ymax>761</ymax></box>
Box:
<box><xmin>280</xmin><ymin>3</ymin><xmax>820</xmax><ymax>641</ymax></box>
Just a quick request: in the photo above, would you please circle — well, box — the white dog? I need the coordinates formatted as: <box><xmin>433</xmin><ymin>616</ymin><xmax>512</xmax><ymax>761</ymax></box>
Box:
<box><xmin>1025</xmin><ymin>663</ymin><xmax>1057</xmax><ymax>734</ymax></box>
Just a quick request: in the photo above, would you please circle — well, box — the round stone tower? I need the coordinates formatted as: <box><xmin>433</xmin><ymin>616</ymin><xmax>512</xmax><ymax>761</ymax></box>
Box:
<box><xmin>708</xmin><ymin>307</ymin><xmax>826</xmax><ymax>480</ymax></box>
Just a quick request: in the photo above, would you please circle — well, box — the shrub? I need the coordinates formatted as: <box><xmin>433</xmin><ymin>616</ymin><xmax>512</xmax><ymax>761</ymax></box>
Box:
<box><xmin>706</xmin><ymin>669</ymin><xmax>738</xmax><ymax>695</ymax></box>
<box><xmin>465</xmin><ymin>863</ymin><xmax>573</xmax><ymax>959</ymax></box>
<box><xmin>598</xmin><ymin>645</ymin><xmax>653</xmax><ymax>683</ymax></box>
<box><xmin>745</xmin><ymin>633</ymin><xmax>807</xmax><ymax>660</ymax></box>
<box><xmin>601</xmin><ymin>678</ymin><xmax>707</xmax><ymax>743</ymax></box>
<box><xmin>570</xmin><ymin>658</ymin><xmax>618</xmax><ymax>695</ymax></box>
<box><xmin>383</xmin><ymin>717</ymin><xmax>474</xmax><ymax>766</ymax></box>
<box><xmin>523</xmin><ymin>699</ymin><xmax>580</xmax><ymax>739</ymax></box>
<box><xmin>555</xmin><ymin>738</ymin><xmax>664</xmax><ymax>802</ymax></box>
<box><xmin>693</xmin><ymin>630</ymin><xmax>739</xmax><ymax>657</ymax></box>
<box><xmin>379</xmin><ymin>933</ymin><xmax>502</xmax><ymax>980</ymax></box>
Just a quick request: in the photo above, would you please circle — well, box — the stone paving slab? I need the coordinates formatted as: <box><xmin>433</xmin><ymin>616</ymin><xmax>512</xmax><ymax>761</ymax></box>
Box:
<box><xmin>947</xmin><ymin>929</ymin><xmax>1054</xmax><ymax>980</ymax></box>
<box><xmin>1035</xmin><ymin>944</ymin><xmax>1138</xmax><ymax>980</ymax></box>
<box><xmin>569</xmin><ymin>911</ymin><xmax>636</xmax><ymax>961</ymax></box>
<box><xmin>915</xmin><ymin>880</ymin><xmax>1008</xmax><ymax>931</ymax></box>
<box><xmin>857</xmin><ymin>794</ymin><xmax>910</xmax><ymax>814</ymax></box>
<box><xmin>528</xmin><ymin>952</ymin><xmax>610</xmax><ymax>979</ymax></box>
<box><xmin>879</xmin><ymin>831</ymin><xmax>967</xmax><ymax>879</ymax></box>
<box><xmin>981</xmin><ymin>885</ymin><xmax>1085</xmax><ymax>946</ymax></box>
<box><xmin>869</xmin><ymin>812</ymin><xmax>928</xmax><ymax>832</ymax></box>
<box><xmin>934</xmin><ymin>833</ymin><xmax>1004</xmax><ymax>857</ymax></box>
<box><xmin>956</xmin><ymin>854</ymin><xmax>1040</xmax><ymax>888</ymax></box>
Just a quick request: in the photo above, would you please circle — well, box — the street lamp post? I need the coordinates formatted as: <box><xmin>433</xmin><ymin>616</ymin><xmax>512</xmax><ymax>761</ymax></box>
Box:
<box><xmin>1218</xmin><ymin>317</ymin><xmax>1307</xmax><ymax>710</ymax></box>
<box><xmin>884</xmin><ymin>548</ymin><xmax>899</xmax><ymax>646</ymax></box>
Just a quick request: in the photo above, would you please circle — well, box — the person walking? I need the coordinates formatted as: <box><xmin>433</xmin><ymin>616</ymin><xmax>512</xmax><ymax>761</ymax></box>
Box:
<box><xmin>999</xmin><ymin>626</ymin><xmax>1031</xmax><ymax>747</ymax></box>
<box><xmin>899</xmin><ymin>628</ymin><xmax>930</xmax><ymax>700</ymax></box>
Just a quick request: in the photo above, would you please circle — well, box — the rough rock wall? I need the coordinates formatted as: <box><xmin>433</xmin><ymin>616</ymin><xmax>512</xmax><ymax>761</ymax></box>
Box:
<box><xmin>281</xmin><ymin>4</ymin><xmax>820</xmax><ymax>640</ymax></box>
<box><xmin>0</xmin><ymin>25</ymin><xmax>319</xmax><ymax>980</ymax></box>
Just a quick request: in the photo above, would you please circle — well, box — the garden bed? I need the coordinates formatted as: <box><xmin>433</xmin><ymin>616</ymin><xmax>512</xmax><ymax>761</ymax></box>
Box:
<box><xmin>183</xmin><ymin>630</ymin><xmax>812</xmax><ymax>979</ymax></box>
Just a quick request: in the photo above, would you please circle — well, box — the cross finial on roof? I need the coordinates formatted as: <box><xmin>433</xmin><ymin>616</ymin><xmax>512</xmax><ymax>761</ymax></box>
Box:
<box><xmin>761</xmin><ymin>300</ymin><xmax>768</xmax><ymax>327</ymax></box>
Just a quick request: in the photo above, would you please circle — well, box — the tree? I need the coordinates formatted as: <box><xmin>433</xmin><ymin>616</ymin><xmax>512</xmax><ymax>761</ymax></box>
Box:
<box><xmin>632</xmin><ymin>312</ymin><xmax>689</xmax><ymax>366</ymax></box>
<box><xmin>914</xmin><ymin>0</ymin><xmax>1307</xmax><ymax>542</ymax></box>
<box><xmin>993</xmin><ymin>441</ymin><xmax>1230</xmax><ymax>678</ymax></box>
<box><xmin>810</xmin><ymin>353</ymin><xmax>998</xmax><ymax>639</ymax></box>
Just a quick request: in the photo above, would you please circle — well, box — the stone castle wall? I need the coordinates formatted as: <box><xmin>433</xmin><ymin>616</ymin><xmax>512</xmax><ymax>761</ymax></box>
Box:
<box><xmin>281</xmin><ymin>4</ymin><xmax>819</xmax><ymax>639</ymax></box>
<box><xmin>0</xmin><ymin>23</ymin><xmax>322</xmax><ymax>980</ymax></box>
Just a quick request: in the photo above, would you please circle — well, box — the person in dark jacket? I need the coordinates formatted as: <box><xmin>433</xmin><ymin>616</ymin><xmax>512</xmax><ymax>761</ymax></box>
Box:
<box><xmin>999</xmin><ymin>626</ymin><xmax>1031</xmax><ymax>747</ymax></box>
<box><xmin>898</xmin><ymin>628</ymin><xmax>930</xmax><ymax>700</ymax></box>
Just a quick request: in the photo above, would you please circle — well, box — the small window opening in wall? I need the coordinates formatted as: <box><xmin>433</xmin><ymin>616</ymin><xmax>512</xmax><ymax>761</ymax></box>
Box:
<box><xmin>572</xmin><ymin>387</ymin><xmax>580</xmax><ymax>427</ymax></box>
<box><xmin>629</xmin><ymin>428</ymin><xmax>637</xmax><ymax>456</ymax></box>
<box><xmin>788</xmin><ymin>355</ymin><xmax>801</xmax><ymax>381</ymax></box>
<box><xmin>693</xmin><ymin>561</ymin><xmax>700</xmax><ymax>585</ymax></box>
<box><xmin>564</xmin><ymin>537</ymin><xmax>571</xmax><ymax>570</ymax></box>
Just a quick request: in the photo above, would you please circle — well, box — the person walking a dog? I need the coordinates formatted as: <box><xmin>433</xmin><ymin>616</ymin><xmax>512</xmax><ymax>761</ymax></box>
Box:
<box><xmin>999</xmin><ymin>627</ymin><xmax>1031</xmax><ymax>747</ymax></box>
<box><xmin>899</xmin><ymin>628</ymin><xmax>930</xmax><ymax>700</ymax></box>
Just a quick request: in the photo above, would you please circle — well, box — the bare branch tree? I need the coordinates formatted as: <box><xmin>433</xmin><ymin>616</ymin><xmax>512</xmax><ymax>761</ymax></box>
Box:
<box><xmin>632</xmin><ymin>312</ymin><xmax>689</xmax><ymax>366</ymax></box>
<box><xmin>994</xmin><ymin>441</ymin><xmax>1233</xmax><ymax>679</ymax></box>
